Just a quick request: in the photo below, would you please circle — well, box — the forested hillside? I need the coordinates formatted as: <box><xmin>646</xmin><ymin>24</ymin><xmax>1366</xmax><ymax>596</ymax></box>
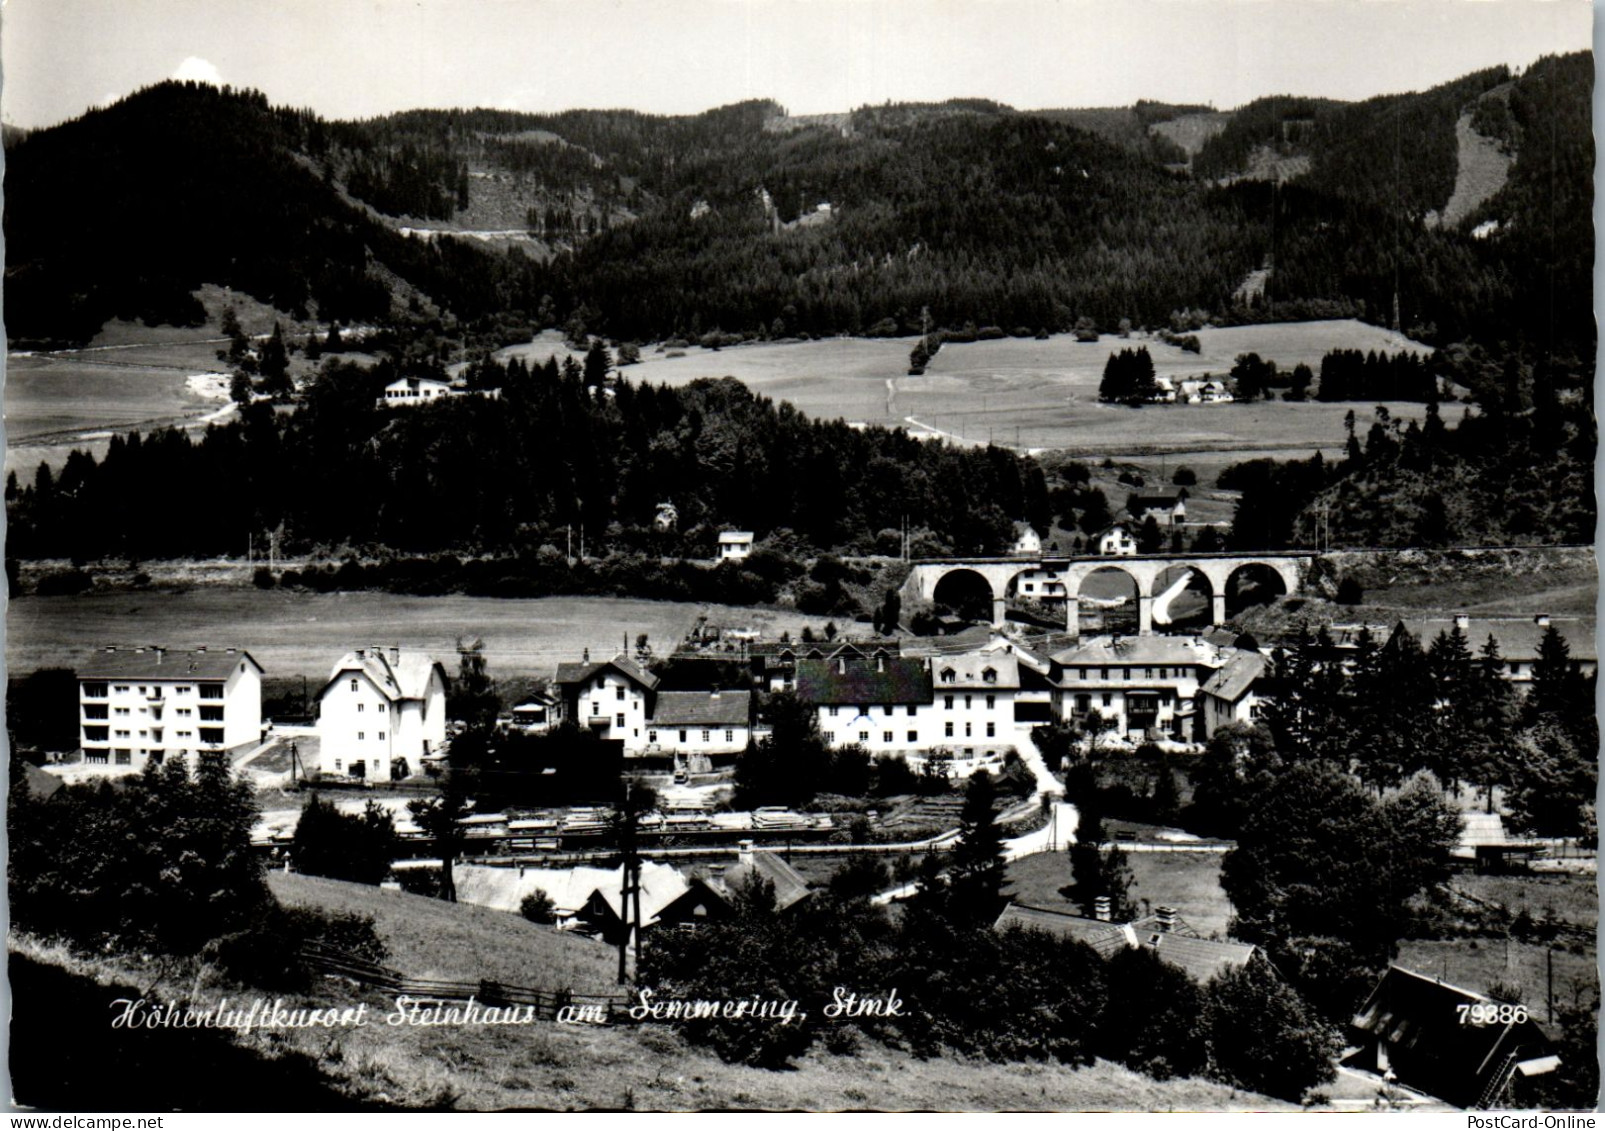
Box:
<box><xmin>4</xmin><ymin>55</ymin><xmax>1593</xmax><ymax>362</ymax></box>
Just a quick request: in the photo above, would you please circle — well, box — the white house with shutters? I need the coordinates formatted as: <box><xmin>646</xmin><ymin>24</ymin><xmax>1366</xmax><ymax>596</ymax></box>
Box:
<box><xmin>317</xmin><ymin>647</ymin><xmax>448</xmax><ymax>782</ymax></box>
<box><xmin>77</xmin><ymin>647</ymin><xmax>263</xmax><ymax>770</ymax></box>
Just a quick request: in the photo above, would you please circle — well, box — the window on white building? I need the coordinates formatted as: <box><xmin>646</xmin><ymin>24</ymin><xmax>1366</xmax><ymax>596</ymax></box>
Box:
<box><xmin>906</xmin><ymin>705</ymin><xmax>916</xmax><ymax>716</ymax></box>
<box><xmin>964</xmin><ymin>695</ymin><xmax>972</xmax><ymax>709</ymax></box>
<box><xmin>883</xmin><ymin>705</ymin><xmax>893</xmax><ymax>717</ymax></box>
<box><xmin>378</xmin><ymin>732</ymin><xmax>385</xmax><ymax>741</ymax></box>
<box><xmin>1102</xmin><ymin>693</ymin><xmax>1112</xmax><ymax>706</ymax></box>
<box><xmin>859</xmin><ymin>731</ymin><xmax>869</xmax><ymax>743</ymax></box>
<box><xmin>986</xmin><ymin>694</ymin><xmax>995</xmax><ymax>709</ymax></box>
<box><xmin>829</xmin><ymin>706</ymin><xmax>839</xmax><ymax>717</ymax></box>
<box><xmin>944</xmin><ymin>695</ymin><xmax>954</xmax><ymax>709</ymax></box>
<box><xmin>678</xmin><ymin>730</ymin><xmax>688</xmax><ymax>743</ymax></box>
<box><xmin>986</xmin><ymin>722</ymin><xmax>996</xmax><ymax>738</ymax></box>
<box><xmin>701</xmin><ymin>730</ymin><xmax>710</xmax><ymax>742</ymax></box>
<box><xmin>358</xmin><ymin>732</ymin><xmax>365</xmax><ymax>741</ymax></box>
<box><xmin>965</xmin><ymin>723</ymin><xmax>972</xmax><ymax>738</ymax></box>
<box><xmin>725</xmin><ymin>730</ymin><xmax>734</xmax><ymax>742</ymax></box>
<box><xmin>882</xmin><ymin>731</ymin><xmax>892</xmax><ymax>743</ymax></box>
<box><xmin>358</xmin><ymin>703</ymin><xmax>365</xmax><ymax>712</ymax></box>
<box><xmin>350</xmin><ymin>679</ymin><xmax>359</xmax><ymax>692</ymax></box>
<box><xmin>616</xmin><ymin>687</ymin><xmax>625</xmax><ymax>701</ymax></box>
<box><xmin>907</xmin><ymin>730</ymin><xmax>917</xmax><ymax>742</ymax></box>
<box><xmin>649</xmin><ymin>731</ymin><xmax>658</xmax><ymax>743</ymax></box>
<box><xmin>945</xmin><ymin>722</ymin><xmax>954</xmax><ymax>737</ymax></box>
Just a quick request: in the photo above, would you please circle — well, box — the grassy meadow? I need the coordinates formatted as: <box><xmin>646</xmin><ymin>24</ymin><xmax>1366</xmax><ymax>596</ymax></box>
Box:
<box><xmin>1006</xmin><ymin>850</ymin><xmax>1234</xmax><ymax>939</ymax></box>
<box><xmin>6</xmin><ymin>590</ymin><xmax>829</xmax><ymax>680</ymax></box>
<box><xmin>492</xmin><ymin>320</ymin><xmax>1434</xmax><ymax>457</ymax></box>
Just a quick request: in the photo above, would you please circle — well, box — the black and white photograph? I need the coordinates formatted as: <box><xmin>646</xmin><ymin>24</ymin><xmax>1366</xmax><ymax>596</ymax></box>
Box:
<box><xmin>1</xmin><ymin>0</ymin><xmax>1598</xmax><ymax>1115</ymax></box>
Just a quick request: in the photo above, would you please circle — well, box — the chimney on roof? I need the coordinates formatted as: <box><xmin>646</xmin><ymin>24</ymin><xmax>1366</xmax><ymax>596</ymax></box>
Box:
<box><xmin>738</xmin><ymin>838</ymin><xmax>754</xmax><ymax>868</ymax></box>
<box><xmin>583</xmin><ymin>647</ymin><xmax>590</xmax><ymax>663</ymax></box>
<box><xmin>1156</xmin><ymin>906</ymin><xmax>1177</xmax><ymax>933</ymax></box>
<box><xmin>196</xmin><ymin>645</ymin><xmax>206</xmax><ymax>653</ymax></box>
<box><xmin>391</xmin><ymin>646</ymin><xmax>400</xmax><ymax>664</ymax></box>
<box><xmin>356</xmin><ymin>648</ymin><xmax>365</xmax><ymax>660</ymax></box>
<box><xmin>154</xmin><ymin>647</ymin><xmax>164</xmax><ymax>665</ymax></box>
<box><xmin>838</xmin><ymin>657</ymin><xmax>846</xmax><ymax>675</ymax></box>
<box><xmin>1454</xmin><ymin>614</ymin><xmax>1470</xmax><ymax>631</ymax></box>
<box><xmin>877</xmin><ymin>655</ymin><xmax>885</xmax><ymax>673</ymax></box>
<box><xmin>105</xmin><ymin>645</ymin><xmax>117</xmax><ymax>654</ymax></box>
<box><xmin>226</xmin><ymin>647</ymin><xmax>236</xmax><ymax>654</ymax></box>
<box><xmin>1094</xmin><ymin>896</ymin><xmax>1112</xmax><ymax>923</ymax></box>
<box><xmin>1535</xmin><ymin>614</ymin><xmax>1552</xmax><ymax>628</ymax></box>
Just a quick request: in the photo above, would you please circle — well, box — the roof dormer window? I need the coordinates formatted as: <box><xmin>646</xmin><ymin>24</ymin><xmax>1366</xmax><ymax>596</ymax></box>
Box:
<box><xmin>982</xmin><ymin>667</ymin><xmax>997</xmax><ymax>683</ymax></box>
<box><xmin>941</xmin><ymin>668</ymin><xmax>955</xmax><ymax>683</ymax></box>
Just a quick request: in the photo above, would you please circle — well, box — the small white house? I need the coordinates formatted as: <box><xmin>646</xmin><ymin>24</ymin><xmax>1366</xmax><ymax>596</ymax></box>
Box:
<box><xmin>1010</xmin><ymin>523</ymin><xmax>1043</xmax><ymax>556</ymax></box>
<box><xmin>1097</xmin><ymin>524</ymin><xmax>1139</xmax><ymax>556</ymax></box>
<box><xmin>318</xmin><ymin>647</ymin><xmax>448</xmax><ymax>782</ymax></box>
<box><xmin>77</xmin><ymin>647</ymin><xmax>263</xmax><ymax>770</ymax></box>
<box><xmin>379</xmin><ymin>375</ymin><xmax>455</xmax><ymax>406</ymax></box>
<box><xmin>717</xmin><ymin>531</ymin><xmax>754</xmax><ymax>561</ymax></box>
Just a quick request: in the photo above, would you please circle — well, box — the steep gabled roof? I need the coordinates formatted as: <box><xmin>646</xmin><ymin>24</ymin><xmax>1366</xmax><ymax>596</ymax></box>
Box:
<box><xmin>554</xmin><ymin>654</ymin><xmax>660</xmax><ymax>692</ymax></box>
<box><xmin>931</xmin><ymin>651</ymin><xmax>1021</xmax><ymax>690</ymax></box>
<box><xmin>794</xmin><ymin>656</ymin><xmax>933</xmax><ymax>706</ymax></box>
<box><xmin>722</xmin><ymin>850</ymin><xmax>812</xmax><ymax>911</ymax></box>
<box><xmin>1137</xmin><ymin>931</ymin><xmax>1256</xmax><ymax>983</ymax></box>
<box><xmin>1351</xmin><ymin>965</ymin><xmax>1559</xmax><ymax>1109</ymax></box>
<box><xmin>320</xmin><ymin>649</ymin><xmax>444</xmax><ymax>703</ymax></box>
<box><xmin>1199</xmin><ymin>651</ymin><xmax>1268</xmax><ymax>702</ymax></box>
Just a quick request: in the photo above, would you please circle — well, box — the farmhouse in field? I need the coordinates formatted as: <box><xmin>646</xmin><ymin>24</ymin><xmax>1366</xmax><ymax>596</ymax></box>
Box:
<box><xmin>76</xmin><ymin>646</ymin><xmax>263</xmax><ymax>770</ymax></box>
<box><xmin>317</xmin><ymin>646</ymin><xmax>448</xmax><ymax>782</ymax></box>
<box><xmin>1349</xmin><ymin>966</ymin><xmax>1559</xmax><ymax>1109</ymax></box>
<box><xmin>1129</xmin><ymin>493</ymin><xmax>1187</xmax><ymax>527</ymax></box>
<box><xmin>1387</xmin><ymin>614</ymin><xmax>1597</xmax><ymax>687</ymax></box>
<box><xmin>994</xmin><ymin>902</ymin><xmax>1262</xmax><ymax>984</ymax></box>
<box><xmin>717</xmin><ymin>530</ymin><xmax>754</xmax><ymax>560</ymax></box>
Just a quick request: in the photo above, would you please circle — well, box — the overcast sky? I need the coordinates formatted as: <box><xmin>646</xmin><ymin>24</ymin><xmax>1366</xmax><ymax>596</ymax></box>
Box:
<box><xmin>1</xmin><ymin>0</ymin><xmax>1594</xmax><ymax>129</ymax></box>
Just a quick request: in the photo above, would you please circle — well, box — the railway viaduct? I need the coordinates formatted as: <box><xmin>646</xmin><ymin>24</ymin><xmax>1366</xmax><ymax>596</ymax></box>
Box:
<box><xmin>902</xmin><ymin>552</ymin><xmax>1314</xmax><ymax>636</ymax></box>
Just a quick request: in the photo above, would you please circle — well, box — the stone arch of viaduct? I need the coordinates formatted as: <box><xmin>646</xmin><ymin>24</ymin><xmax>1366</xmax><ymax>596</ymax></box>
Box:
<box><xmin>904</xmin><ymin>554</ymin><xmax>1311</xmax><ymax>635</ymax></box>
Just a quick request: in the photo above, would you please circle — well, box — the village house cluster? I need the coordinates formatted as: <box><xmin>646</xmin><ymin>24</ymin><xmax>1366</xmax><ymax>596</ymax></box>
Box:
<box><xmin>69</xmin><ymin>609</ymin><xmax>1594</xmax><ymax>784</ymax></box>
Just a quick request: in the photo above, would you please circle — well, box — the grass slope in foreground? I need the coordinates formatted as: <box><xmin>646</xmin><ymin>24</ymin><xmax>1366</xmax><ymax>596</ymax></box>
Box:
<box><xmin>11</xmin><ymin>871</ymin><xmax>1295</xmax><ymax>1111</ymax></box>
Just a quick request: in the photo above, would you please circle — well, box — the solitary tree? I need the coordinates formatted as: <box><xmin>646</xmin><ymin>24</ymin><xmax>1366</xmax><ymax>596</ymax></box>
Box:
<box><xmin>948</xmin><ymin>772</ymin><xmax>1008</xmax><ymax>922</ymax></box>
<box><xmin>407</xmin><ymin>771</ymin><xmax>474</xmax><ymax>902</ymax></box>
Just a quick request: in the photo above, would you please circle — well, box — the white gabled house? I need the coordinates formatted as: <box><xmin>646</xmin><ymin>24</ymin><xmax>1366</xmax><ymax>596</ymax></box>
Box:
<box><xmin>379</xmin><ymin>375</ymin><xmax>455</xmax><ymax>406</ymax></box>
<box><xmin>317</xmin><ymin>646</ymin><xmax>448</xmax><ymax>782</ymax></box>
<box><xmin>717</xmin><ymin>530</ymin><xmax>755</xmax><ymax>561</ymax></box>
<box><xmin>77</xmin><ymin>646</ymin><xmax>263</xmax><ymax>770</ymax></box>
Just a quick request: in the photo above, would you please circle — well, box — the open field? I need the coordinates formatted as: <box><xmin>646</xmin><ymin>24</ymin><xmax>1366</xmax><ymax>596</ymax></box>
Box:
<box><xmin>1393</xmin><ymin>938</ymin><xmax>1597</xmax><ymax>1022</ymax></box>
<box><xmin>6</xmin><ymin>591</ymin><xmax>827</xmax><ymax>680</ymax></box>
<box><xmin>1450</xmin><ymin>873</ymin><xmax>1597</xmax><ymax>932</ymax></box>
<box><xmin>492</xmin><ymin>321</ymin><xmax>1434</xmax><ymax>457</ymax></box>
<box><xmin>1004</xmin><ymin>849</ymin><xmax>1233</xmax><ymax>939</ymax></box>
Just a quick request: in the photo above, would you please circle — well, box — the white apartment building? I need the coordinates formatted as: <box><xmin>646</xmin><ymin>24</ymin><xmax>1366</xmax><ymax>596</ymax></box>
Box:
<box><xmin>78</xmin><ymin>647</ymin><xmax>263</xmax><ymax>770</ymax></box>
<box><xmin>552</xmin><ymin>654</ymin><xmax>752</xmax><ymax>761</ymax></box>
<box><xmin>318</xmin><ymin>647</ymin><xmax>447</xmax><ymax>782</ymax></box>
<box><xmin>1048</xmin><ymin>634</ymin><xmax>1246</xmax><ymax>741</ymax></box>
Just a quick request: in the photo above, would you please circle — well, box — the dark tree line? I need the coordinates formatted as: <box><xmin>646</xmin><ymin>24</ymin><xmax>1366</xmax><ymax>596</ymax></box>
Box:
<box><xmin>7</xmin><ymin>358</ymin><xmax>1046</xmax><ymax>562</ymax></box>
<box><xmin>1315</xmin><ymin>348</ymin><xmax>1439</xmax><ymax>402</ymax></box>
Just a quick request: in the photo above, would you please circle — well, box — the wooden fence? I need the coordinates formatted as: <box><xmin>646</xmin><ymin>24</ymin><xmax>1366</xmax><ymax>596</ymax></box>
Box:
<box><xmin>300</xmin><ymin>940</ymin><xmax>633</xmax><ymax>1022</ymax></box>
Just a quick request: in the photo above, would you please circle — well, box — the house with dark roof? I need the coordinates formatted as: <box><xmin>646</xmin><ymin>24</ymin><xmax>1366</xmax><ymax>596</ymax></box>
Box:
<box><xmin>657</xmin><ymin>841</ymin><xmax>813</xmax><ymax>926</ymax></box>
<box><xmin>1129</xmin><ymin>494</ymin><xmax>1187</xmax><ymax>527</ymax></box>
<box><xmin>555</xmin><ymin>652</ymin><xmax>751</xmax><ymax>761</ymax></box>
<box><xmin>317</xmin><ymin>647</ymin><xmax>447</xmax><ymax>782</ymax></box>
<box><xmin>795</xmin><ymin>644</ymin><xmax>1028</xmax><ymax>769</ymax></box>
<box><xmin>77</xmin><ymin>646</ymin><xmax>263</xmax><ymax>771</ymax></box>
<box><xmin>993</xmin><ymin>902</ymin><xmax>1261</xmax><ymax>983</ymax></box>
<box><xmin>1349</xmin><ymin>966</ymin><xmax>1559</xmax><ymax>1109</ymax></box>
<box><xmin>1388</xmin><ymin>614</ymin><xmax>1596</xmax><ymax>689</ymax></box>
